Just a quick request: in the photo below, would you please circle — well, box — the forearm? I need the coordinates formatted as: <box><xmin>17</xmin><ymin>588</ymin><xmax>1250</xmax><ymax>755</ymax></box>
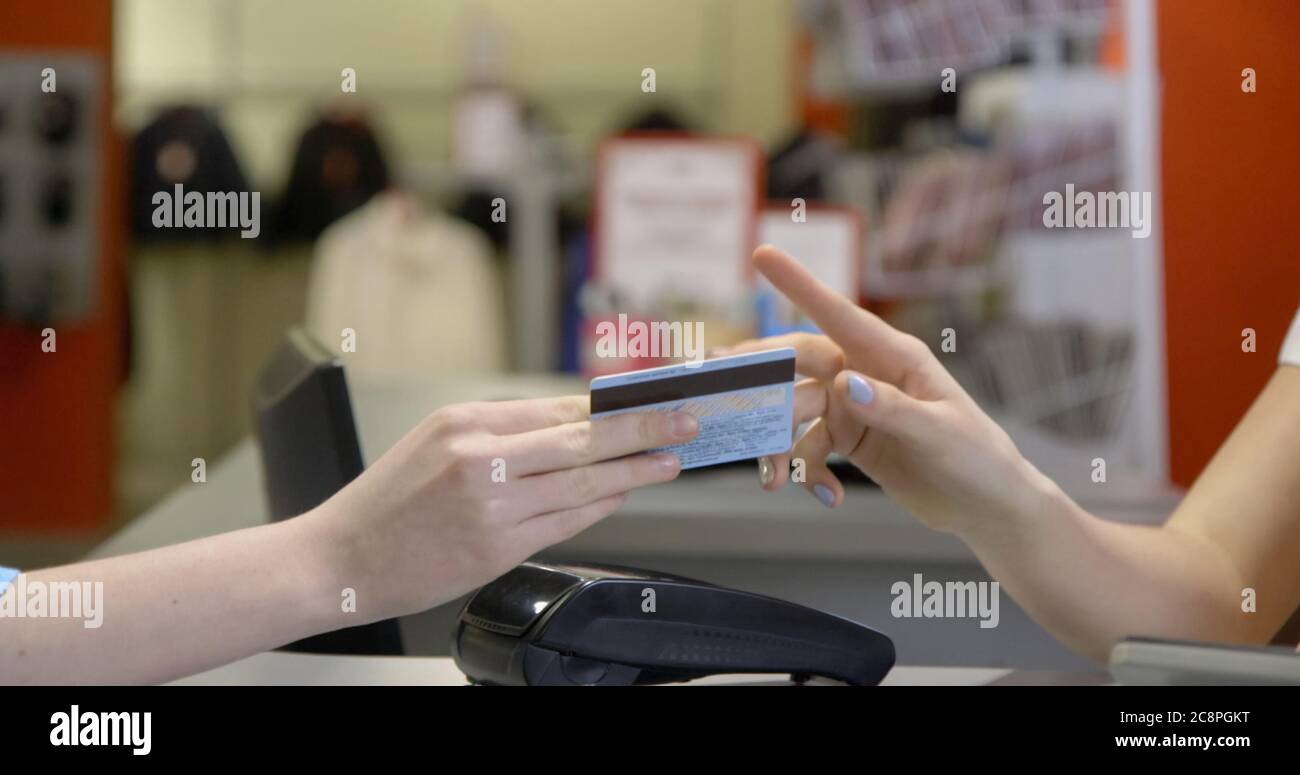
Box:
<box><xmin>959</xmin><ymin>463</ymin><xmax>1248</xmax><ymax>664</ymax></box>
<box><xmin>976</xmin><ymin>368</ymin><xmax>1300</xmax><ymax>662</ymax></box>
<box><xmin>1</xmin><ymin>511</ymin><xmax>352</xmax><ymax>685</ymax></box>
<box><xmin>747</xmin><ymin>247</ymin><xmax>1300</xmax><ymax>663</ymax></box>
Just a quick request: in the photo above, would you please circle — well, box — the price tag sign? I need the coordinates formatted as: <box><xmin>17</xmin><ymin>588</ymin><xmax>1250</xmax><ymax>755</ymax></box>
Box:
<box><xmin>755</xmin><ymin>205</ymin><xmax>862</xmax><ymax>336</ymax></box>
<box><xmin>593</xmin><ymin>135</ymin><xmax>762</xmax><ymax>310</ymax></box>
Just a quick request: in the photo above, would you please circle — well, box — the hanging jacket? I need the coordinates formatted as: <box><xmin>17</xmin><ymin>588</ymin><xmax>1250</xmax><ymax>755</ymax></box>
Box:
<box><xmin>304</xmin><ymin>191</ymin><xmax>507</xmax><ymax>384</ymax></box>
<box><xmin>274</xmin><ymin>111</ymin><xmax>390</xmax><ymax>242</ymax></box>
<box><xmin>130</xmin><ymin>106</ymin><xmax>250</xmax><ymax>242</ymax></box>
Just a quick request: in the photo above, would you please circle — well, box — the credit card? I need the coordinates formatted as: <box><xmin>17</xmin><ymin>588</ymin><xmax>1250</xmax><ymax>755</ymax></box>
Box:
<box><xmin>590</xmin><ymin>347</ymin><xmax>796</xmax><ymax>470</ymax></box>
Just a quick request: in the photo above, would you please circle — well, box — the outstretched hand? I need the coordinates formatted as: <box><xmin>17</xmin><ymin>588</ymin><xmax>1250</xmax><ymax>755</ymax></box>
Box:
<box><xmin>732</xmin><ymin>245</ymin><xmax>1052</xmax><ymax>535</ymax></box>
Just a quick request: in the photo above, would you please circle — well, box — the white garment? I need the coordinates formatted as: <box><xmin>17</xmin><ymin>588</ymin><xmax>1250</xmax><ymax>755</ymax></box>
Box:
<box><xmin>1281</xmin><ymin>306</ymin><xmax>1300</xmax><ymax>366</ymax></box>
<box><xmin>305</xmin><ymin>192</ymin><xmax>507</xmax><ymax>385</ymax></box>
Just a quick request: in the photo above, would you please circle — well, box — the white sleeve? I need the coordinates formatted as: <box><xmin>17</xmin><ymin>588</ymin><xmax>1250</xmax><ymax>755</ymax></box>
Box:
<box><xmin>1281</xmin><ymin>307</ymin><xmax>1300</xmax><ymax>367</ymax></box>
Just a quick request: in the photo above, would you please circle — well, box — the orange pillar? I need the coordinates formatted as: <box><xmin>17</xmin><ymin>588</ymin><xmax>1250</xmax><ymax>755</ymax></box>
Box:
<box><xmin>0</xmin><ymin>1</ymin><xmax>123</xmax><ymax>532</ymax></box>
<box><xmin>1158</xmin><ymin>0</ymin><xmax>1300</xmax><ymax>487</ymax></box>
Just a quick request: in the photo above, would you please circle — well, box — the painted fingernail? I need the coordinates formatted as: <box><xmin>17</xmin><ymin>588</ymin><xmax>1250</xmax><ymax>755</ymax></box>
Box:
<box><xmin>757</xmin><ymin>456</ymin><xmax>775</xmax><ymax>485</ymax></box>
<box><xmin>668</xmin><ymin>412</ymin><xmax>699</xmax><ymax>439</ymax></box>
<box><xmin>848</xmin><ymin>374</ymin><xmax>875</xmax><ymax>405</ymax></box>
<box><xmin>813</xmin><ymin>484</ymin><xmax>835</xmax><ymax>508</ymax></box>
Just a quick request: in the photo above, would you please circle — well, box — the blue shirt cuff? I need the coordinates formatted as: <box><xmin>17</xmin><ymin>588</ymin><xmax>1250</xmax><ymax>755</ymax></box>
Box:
<box><xmin>0</xmin><ymin>566</ymin><xmax>19</xmax><ymax>596</ymax></box>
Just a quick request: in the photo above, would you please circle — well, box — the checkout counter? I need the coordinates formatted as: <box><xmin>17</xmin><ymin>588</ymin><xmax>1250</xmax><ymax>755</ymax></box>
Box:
<box><xmin>90</xmin><ymin>375</ymin><xmax>1179</xmax><ymax>685</ymax></box>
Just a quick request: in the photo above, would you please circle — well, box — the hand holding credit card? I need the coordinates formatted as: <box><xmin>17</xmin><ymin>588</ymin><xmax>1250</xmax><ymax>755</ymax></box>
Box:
<box><xmin>590</xmin><ymin>348</ymin><xmax>797</xmax><ymax>470</ymax></box>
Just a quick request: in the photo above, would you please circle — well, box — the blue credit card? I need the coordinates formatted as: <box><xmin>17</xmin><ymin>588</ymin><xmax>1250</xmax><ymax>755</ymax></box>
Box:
<box><xmin>589</xmin><ymin>348</ymin><xmax>796</xmax><ymax>470</ymax></box>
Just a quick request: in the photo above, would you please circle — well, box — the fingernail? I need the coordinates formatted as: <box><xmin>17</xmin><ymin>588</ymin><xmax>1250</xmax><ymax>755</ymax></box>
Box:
<box><xmin>757</xmin><ymin>456</ymin><xmax>775</xmax><ymax>485</ymax></box>
<box><xmin>813</xmin><ymin>484</ymin><xmax>835</xmax><ymax>508</ymax></box>
<box><xmin>654</xmin><ymin>453</ymin><xmax>682</xmax><ymax>472</ymax></box>
<box><xmin>848</xmin><ymin>374</ymin><xmax>875</xmax><ymax>405</ymax></box>
<box><xmin>668</xmin><ymin>412</ymin><xmax>699</xmax><ymax>439</ymax></box>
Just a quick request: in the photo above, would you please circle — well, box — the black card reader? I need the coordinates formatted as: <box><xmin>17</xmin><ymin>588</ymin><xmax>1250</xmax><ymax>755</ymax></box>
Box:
<box><xmin>451</xmin><ymin>562</ymin><xmax>895</xmax><ymax>686</ymax></box>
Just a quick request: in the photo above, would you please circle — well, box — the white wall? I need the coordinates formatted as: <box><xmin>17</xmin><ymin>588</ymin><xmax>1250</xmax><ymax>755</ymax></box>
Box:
<box><xmin>115</xmin><ymin>0</ymin><xmax>798</xmax><ymax>187</ymax></box>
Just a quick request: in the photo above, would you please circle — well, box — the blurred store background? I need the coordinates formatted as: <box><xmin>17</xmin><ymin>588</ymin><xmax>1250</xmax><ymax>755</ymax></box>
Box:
<box><xmin>2</xmin><ymin>1</ymin><xmax>1297</xmax><ymax>668</ymax></box>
